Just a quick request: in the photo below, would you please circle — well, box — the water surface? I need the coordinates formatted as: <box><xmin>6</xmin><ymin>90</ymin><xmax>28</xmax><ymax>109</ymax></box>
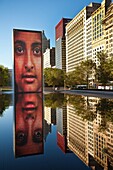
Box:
<box><xmin>0</xmin><ymin>92</ymin><xmax>113</xmax><ymax>170</ymax></box>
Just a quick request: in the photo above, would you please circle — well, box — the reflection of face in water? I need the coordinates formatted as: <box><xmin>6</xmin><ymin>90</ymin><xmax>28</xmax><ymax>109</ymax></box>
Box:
<box><xmin>15</xmin><ymin>93</ymin><xmax>43</xmax><ymax>157</ymax></box>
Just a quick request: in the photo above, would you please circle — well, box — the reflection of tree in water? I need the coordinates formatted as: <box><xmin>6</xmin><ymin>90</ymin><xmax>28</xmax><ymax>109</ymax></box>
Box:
<box><xmin>44</xmin><ymin>93</ymin><xmax>113</xmax><ymax>132</ymax></box>
<box><xmin>96</xmin><ymin>98</ymin><xmax>113</xmax><ymax>132</ymax></box>
<box><xmin>68</xmin><ymin>95</ymin><xmax>113</xmax><ymax>131</ymax></box>
<box><xmin>0</xmin><ymin>94</ymin><xmax>12</xmax><ymax>116</ymax></box>
<box><xmin>67</xmin><ymin>94</ymin><xmax>97</xmax><ymax>121</ymax></box>
<box><xmin>44</xmin><ymin>93</ymin><xmax>67</xmax><ymax>108</ymax></box>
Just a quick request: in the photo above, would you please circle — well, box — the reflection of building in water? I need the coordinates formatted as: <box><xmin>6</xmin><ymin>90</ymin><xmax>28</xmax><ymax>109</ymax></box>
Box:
<box><xmin>44</xmin><ymin>107</ymin><xmax>56</xmax><ymax>125</ymax></box>
<box><xmin>106</xmin><ymin>124</ymin><xmax>113</xmax><ymax>168</ymax></box>
<box><xmin>67</xmin><ymin>95</ymin><xmax>113</xmax><ymax>170</ymax></box>
<box><xmin>93</xmin><ymin>109</ymin><xmax>113</xmax><ymax>169</ymax></box>
<box><xmin>51</xmin><ymin>108</ymin><xmax>56</xmax><ymax>125</ymax></box>
<box><xmin>56</xmin><ymin>106</ymin><xmax>71</xmax><ymax>153</ymax></box>
<box><xmin>67</xmin><ymin>103</ymin><xmax>89</xmax><ymax>165</ymax></box>
<box><xmin>44</xmin><ymin>107</ymin><xmax>56</xmax><ymax>141</ymax></box>
<box><xmin>93</xmin><ymin>112</ymin><xmax>108</xmax><ymax>169</ymax></box>
<box><xmin>67</xmin><ymin>95</ymin><xmax>111</xmax><ymax>169</ymax></box>
<box><xmin>86</xmin><ymin>97</ymin><xmax>99</xmax><ymax>157</ymax></box>
<box><xmin>43</xmin><ymin>119</ymin><xmax>51</xmax><ymax>142</ymax></box>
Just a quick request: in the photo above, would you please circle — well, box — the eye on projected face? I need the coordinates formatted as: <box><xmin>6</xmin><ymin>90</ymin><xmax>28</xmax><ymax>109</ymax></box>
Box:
<box><xmin>15</xmin><ymin>93</ymin><xmax>43</xmax><ymax>157</ymax></box>
<box><xmin>14</xmin><ymin>30</ymin><xmax>42</xmax><ymax>93</ymax></box>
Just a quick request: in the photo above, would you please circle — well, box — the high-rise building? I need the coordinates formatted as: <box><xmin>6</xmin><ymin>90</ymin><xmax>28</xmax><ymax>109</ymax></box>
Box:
<box><xmin>103</xmin><ymin>2</ymin><xmax>113</xmax><ymax>57</ymax></box>
<box><xmin>92</xmin><ymin>0</ymin><xmax>111</xmax><ymax>66</ymax></box>
<box><xmin>66</xmin><ymin>3</ymin><xmax>100</xmax><ymax>73</ymax></box>
<box><xmin>43</xmin><ymin>47</ymin><xmax>55</xmax><ymax>68</ymax></box>
<box><xmin>55</xmin><ymin>18</ymin><xmax>72</xmax><ymax>72</ymax></box>
<box><xmin>42</xmin><ymin>30</ymin><xmax>50</xmax><ymax>53</ymax></box>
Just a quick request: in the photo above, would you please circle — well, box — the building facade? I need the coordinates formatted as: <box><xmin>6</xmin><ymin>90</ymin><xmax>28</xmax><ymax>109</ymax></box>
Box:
<box><xmin>42</xmin><ymin>30</ymin><xmax>50</xmax><ymax>54</ymax></box>
<box><xmin>103</xmin><ymin>2</ymin><xmax>113</xmax><ymax>57</ymax></box>
<box><xmin>43</xmin><ymin>47</ymin><xmax>55</xmax><ymax>68</ymax></box>
<box><xmin>55</xmin><ymin>18</ymin><xmax>72</xmax><ymax>72</ymax></box>
<box><xmin>91</xmin><ymin>0</ymin><xmax>111</xmax><ymax>66</ymax></box>
<box><xmin>66</xmin><ymin>0</ymin><xmax>112</xmax><ymax>73</ymax></box>
<box><xmin>66</xmin><ymin>3</ymin><xmax>100</xmax><ymax>73</ymax></box>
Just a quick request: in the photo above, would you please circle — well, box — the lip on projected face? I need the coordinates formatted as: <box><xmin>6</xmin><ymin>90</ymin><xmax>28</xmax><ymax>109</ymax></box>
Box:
<box><xmin>22</xmin><ymin>74</ymin><xmax>37</xmax><ymax>83</ymax></box>
<box><xmin>22</xmin><ymin>101</ymin><xmax>37</xmax><ymax>115</ymax></box>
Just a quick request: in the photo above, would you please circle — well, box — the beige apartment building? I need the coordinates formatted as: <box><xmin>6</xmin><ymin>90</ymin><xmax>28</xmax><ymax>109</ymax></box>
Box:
<box><xmin>103</xmin><ymin>2</ymin><xmax>113</xmax><ymax>57</ymax></box>
<box><xmin>92</xmin><ymin>0</ymin><xmax>111</xmax><ymax>66</ymax></box>
<box><xmin>66</xmin><ymin>3</ymin><xmax>101</xmax><ymax>72</ymax></box>
<box><xmin>66</xmin><ymin>0</ymin><xmax>112</xmax><ymax>73</ymax></box>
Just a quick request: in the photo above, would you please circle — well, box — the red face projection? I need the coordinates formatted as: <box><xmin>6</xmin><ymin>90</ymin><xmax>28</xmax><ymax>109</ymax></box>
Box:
<box><xmin>15</xmin><ymin>93</ymin><xmax>43</xmax><ymax>157</ymax></box>
<box><xmin>13</xmin><ymin>29</ymin><xmax>42</xmax><ymax>93</ymax></box>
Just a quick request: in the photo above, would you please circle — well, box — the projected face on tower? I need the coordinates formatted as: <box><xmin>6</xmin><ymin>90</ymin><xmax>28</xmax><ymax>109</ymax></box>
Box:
<box><xmin>14</xmin><ymin>29</ymin><xmax>42</xmax><ymax>93</ymax></box>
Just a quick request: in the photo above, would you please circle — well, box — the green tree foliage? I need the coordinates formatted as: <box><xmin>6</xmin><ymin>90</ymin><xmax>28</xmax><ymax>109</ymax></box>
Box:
<box><xmin>96</xmin><ymin>52</ymin><xmax>113</xmax><ymax>86</ymax></box>
<box><xmin>65</xmin><ymin>71</ymin><xmax>79</xmax><ymax>87</ymax></box>
<box><xmin>65</xmin><ymin>59</ymin><xmax>95</xmax><ymax>88</ymax></box>
<box><xmin>80</xmin><ymin>60</ymin><xmax>96</xmax><ymax>87</ymax></box>
<box><xmin>0</xmin><ymin>65</ymin><xmax>11</xmax><ymax>87</ymax></box>
<box><xmin>44</xmin><ymin>68</ymin><xmax>65</xmax><ymax>88</ymax></box>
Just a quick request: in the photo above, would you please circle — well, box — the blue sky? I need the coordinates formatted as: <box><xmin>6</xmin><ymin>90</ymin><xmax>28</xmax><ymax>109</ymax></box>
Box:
<box><xmin>0</xmin><ymin>0</ymin><xmax>102</xmax><ymax>69</ymax></box>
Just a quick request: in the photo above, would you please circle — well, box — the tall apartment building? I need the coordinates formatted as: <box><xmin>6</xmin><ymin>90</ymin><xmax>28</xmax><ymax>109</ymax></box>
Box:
<box><xmin>55</xmin><ymin>18</ymin><xmax>72</xmax><ymax>72</ymax></box>
<box><xmin>66</xmin><ymin>3</ymin><xmax>100</xmax><ymax>72</ymax></box>
<box><xmin>103</xmin><ymin>2</ymin><xmax>113</xmax><ymax>57</ymax></box>
<box><xmin>86</xmin><ymin>17</ymin><xmax>93</xmax><ymax>61</ymax></box>
<box><xmin>43</xmin><ymin>47</ymin><xmax>55</xmax><ymax>68</ymax></box>
<box><xmin>42</xmin><ymin>30</ymin><xmax>50</xmax><ymax>53</ymax></box>
<box><xmin>66</xmin><ymin>0</ymin><xmax>112</xmax><ymax>73</ymax></box>
<box><xmin>92</xmin><ymin>0</ymin><xmax>111</xmax><ymax>66</ymax></box>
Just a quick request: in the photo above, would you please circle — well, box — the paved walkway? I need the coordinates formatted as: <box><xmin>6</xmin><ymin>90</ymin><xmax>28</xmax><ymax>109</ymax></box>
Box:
<box><xmin>44</xmin><ymin>89</ymin><xmax>113</xmax><ymax>99</ymax></box>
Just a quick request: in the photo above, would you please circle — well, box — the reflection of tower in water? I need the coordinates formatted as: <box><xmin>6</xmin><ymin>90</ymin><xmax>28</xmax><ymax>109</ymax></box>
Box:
<box><xmin>66</xmin><ymin>95</ymin><xmax>99</xmax><ymax>167</ymax></box>
<box><xmin>56</xmin><ymin>105</ymin><xmax>71</xmax><ymax>153</ymax></box>
<box><xmin>44</xmin><ymin>106</ymin><xmax>56</xmax><ymax>125</ymax></box>
<box><xmin>67</xmin><ymin>95</ymin><xmax>113</xmax><ymax>170</ymax></box>
<box><xmin>44</xmin><ymin>106</ymin><xmax>56</xmax><ymax>141</ymax></box>
<box><xmin>67</xmin><ymin>102</ymin><xmax>89</xmax><ymax>165</ymax></box>
<box><xmin>14</xmin><ymin>93</ymin><xmax>43</xmax><ymax>157</ymax></box>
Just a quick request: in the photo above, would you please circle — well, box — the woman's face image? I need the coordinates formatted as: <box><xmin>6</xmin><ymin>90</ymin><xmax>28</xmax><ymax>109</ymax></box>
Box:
<box><xmin>14</xmin><ymin>30</ymin><xmax>42</xmax><ymax>92</ymax></box>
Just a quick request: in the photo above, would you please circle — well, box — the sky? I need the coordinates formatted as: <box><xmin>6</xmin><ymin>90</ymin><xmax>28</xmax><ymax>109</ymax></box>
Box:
<box><xmin>0</xmin><ymin>0</ymin><xmax>103</xmax><ymax>69</ymax></box>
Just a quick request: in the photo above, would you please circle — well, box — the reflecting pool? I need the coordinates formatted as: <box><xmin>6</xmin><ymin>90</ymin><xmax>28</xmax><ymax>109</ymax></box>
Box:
<box><xmin>0</xmin><ymin>92</ymin><xmax>113</xmax><ymax>170</ymax></box>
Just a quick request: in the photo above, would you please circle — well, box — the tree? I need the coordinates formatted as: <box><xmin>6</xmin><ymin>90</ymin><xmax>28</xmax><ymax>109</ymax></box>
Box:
<box><xmin>0</xmin><ymin>65</ymin><xmax>11</xmax><ymax>88</ymax></box>
<box><xmin>65</xmin><ymin>59</ymin><xmax>95</xmax><ymax>88</ymax></box>
<box><xmin>44</xmin><ymin>68</ymin><xmax>65</xmax><ymax>89</ymax></box>
<box><xmin>80</xmin><ymin>60</ymin><xmax>96</xmax><ymax>88</ymax></box>
<box><xmin>65</xmin><ymin>71</ymin><xmax>79</xmax><ymax>88</ymax></box>
<box><xmin>96</xmin><ymin>51</ymin><xmax>113</xmax><ymax>86</ymax></box>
